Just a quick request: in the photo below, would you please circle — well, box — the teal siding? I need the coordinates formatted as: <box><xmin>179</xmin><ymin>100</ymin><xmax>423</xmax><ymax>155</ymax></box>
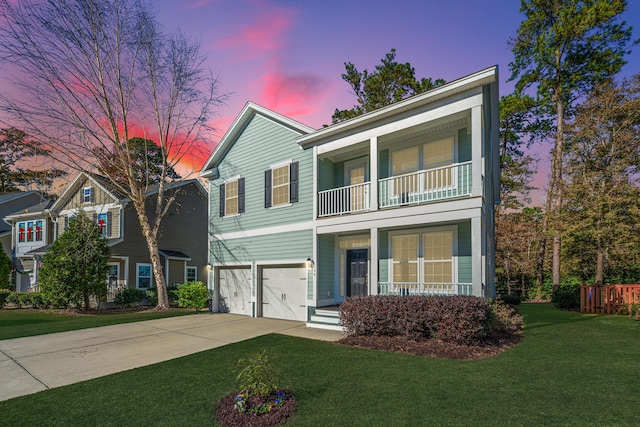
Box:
<box><xmin>378</xmin><ymin>149</ymin><xmax>389</xmax><ymax>179</ymax></box>
<box><xmin>318</xmin><ymin>158</ymin><xmax>335</xmax><ymax>192</ymax></box>
<box><xmin>378</xmin><ymin>230</ymin><xmax>389</xmax><ymax>283</ymax></box>
<box><xmin>210</xmin><ymin>114</ymin><xmax>313</xmax><ymax>235</ymax></box>
<box><xmin>457</xmin><ymin>221</ymin><xmax>472</xmax><ymax>283</ymax></box>
<box><xmin>333</xmin><ymin>161</ymin><xmax>345</xmax><ymax>188</ymax></box>
<box><xmin>458</xmin><ymin>128</ymin><xmax>471</xmax><ymax>162</ymax></box>
<box><xmin>317</xmin><ymin>234</ymin><xmax>335</xmax><ymax>299</ymax></box>
<box><xmin>210</xmin><ymin>229</ymin><xmax>312</xmax><ymax>265</ymax></box>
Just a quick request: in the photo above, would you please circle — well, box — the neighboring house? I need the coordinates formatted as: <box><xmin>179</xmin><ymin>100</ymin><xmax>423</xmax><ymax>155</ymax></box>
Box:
<box><xmin>0</xmin><ymin>191</ymin><xmax>52</xmax><ymax>291</ymax></box>
<box><xmin>201</xmin><ymin>66</ymin><xmax>499</xmax><ymax>329</ymax></box>
<box><xmin>5</xmin><ymin>172</ymin><xmax>209</xmax><ymax>296</ymax></box>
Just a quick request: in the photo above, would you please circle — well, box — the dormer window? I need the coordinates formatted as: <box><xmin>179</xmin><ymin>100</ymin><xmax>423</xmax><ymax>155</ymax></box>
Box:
<box><xmin>83</xmin><ymin>187</ymin><xmax>93</xmax><ymax>203</ymax></box>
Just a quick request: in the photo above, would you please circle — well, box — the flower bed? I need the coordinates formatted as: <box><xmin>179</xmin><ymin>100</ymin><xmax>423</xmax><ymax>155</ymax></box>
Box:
<box><xmin>216</xmin><ymin>390</ymin><xmax>296</xmax><ymax>427</ymax></box>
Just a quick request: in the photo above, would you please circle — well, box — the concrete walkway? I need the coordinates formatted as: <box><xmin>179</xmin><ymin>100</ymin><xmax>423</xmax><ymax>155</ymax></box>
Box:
<box><xmin>0</xmin><ymin>313</ymin><xmax>343</xmax><ymax>402</ymax></box>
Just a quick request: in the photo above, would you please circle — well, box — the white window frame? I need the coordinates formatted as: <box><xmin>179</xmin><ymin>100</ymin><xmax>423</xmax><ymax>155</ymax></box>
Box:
<box><xmin>388</xmin><ymin>225</ymin><xmax>458</xmax><ymax>285</ymax></box>
<box><xmin>186</xmin><ymin>266</ymin><xmax>197</xmax><ymax>282</ymax></box>
<box><xmin>136</xmin><ymin>263</ymin><xmax>153</xmax><ymax>289</ymax></box>
<box><xmin>83</xmin><ymin>187</ymin><xmax>93</xmax><ymax>204</ymax></box>
<box><xmin>270</xmin><ymin>160</ymin><xmax>291</xmax><ymax>208</ymax></box>
<box><xmin>224</xmin><ymin>177</ymin><xmax>239</xmax><ymax>217</ymax></box>
<box><xmin>97</xmin><ymin>213</ymin><xmax>109</xmax><ymax>236</ymax></box>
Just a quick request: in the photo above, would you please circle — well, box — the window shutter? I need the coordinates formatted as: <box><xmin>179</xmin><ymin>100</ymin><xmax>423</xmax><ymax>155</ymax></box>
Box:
<box><xmin>93</xmin><ymin>213</ymin><xmax>97</xmax><ymax>223</ymax></box>
<box><xmin>238</xmin><ymin>178</ymin><xmax>245</xmax><ymax>213</ymax></box>
<box><xmin>290</xmin><ymin>162</ymin><xmax>299</xmax><ymax>203</ymax></box>
<box><xmin>264</xmin><ymin>170</ymin><xmax>272</xmax><ymax>208</ymax></box>
<box><xmin>106</xmin><ymin>212</ymin><xmax>113</xmax><ymax>237</ymax></box>
<box><xmin>64</xmin><ymin>216</ymin><xmax>69</xmax><ymax>230</ymax></box>
<box><xmin>219</xmin><ymin>183</ymin><xmax>225</xmax><ymax>217</ymax></box>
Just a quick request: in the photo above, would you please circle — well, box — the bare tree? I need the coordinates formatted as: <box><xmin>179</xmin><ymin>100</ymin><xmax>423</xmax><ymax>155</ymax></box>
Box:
<box><xmin>0</xmin><ymin>0</ymin><xmax>224</xmax><ymax>308</ymax></box>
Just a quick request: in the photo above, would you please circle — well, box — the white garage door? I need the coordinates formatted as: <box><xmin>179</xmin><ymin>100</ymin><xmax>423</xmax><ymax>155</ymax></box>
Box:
<box><xmin>261</xmin><ymin>265</ymin><xmax>307</xmax><ymax>322</ymax></box>
<box><xmin>218</xmin><ymin>267</ymin><xmax>252</xmax><ymax>315</ymax></box>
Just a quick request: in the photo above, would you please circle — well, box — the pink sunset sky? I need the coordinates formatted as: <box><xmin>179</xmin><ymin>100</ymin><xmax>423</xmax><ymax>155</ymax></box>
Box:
<box><xmin>3</xmin><ymin>0</ymin><xmax>640</xmax><ymax>204</ymax></box>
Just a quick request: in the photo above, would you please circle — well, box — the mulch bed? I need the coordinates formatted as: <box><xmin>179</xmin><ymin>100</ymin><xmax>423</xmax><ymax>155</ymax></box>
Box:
<box><xmin>338</xmin><ymin>333</ymin><xmax>521</xmax><ymax>360</ymax></box>
<box><xmin>216</xmin><ymin>390</ymin><xmax>297</xmax><ymax>427</ymax></box>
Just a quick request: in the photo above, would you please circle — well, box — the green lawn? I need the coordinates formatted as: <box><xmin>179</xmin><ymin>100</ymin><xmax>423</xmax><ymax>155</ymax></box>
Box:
<box><xmin>0</xmin><ymin>308</ymin><xmax>195</xmax><ymax>340</ymax></box>
<box><xmin>1</xmin><ymin>304</ymin><xmax>639</xmax><ymax>426</ymax></box>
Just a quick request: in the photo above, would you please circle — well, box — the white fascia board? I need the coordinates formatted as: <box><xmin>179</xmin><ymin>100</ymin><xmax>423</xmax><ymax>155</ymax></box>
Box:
<box><xmin>211</xmin><ymin>220</ymin><xmax>313</xmax><ymax>241</ymax></box>
<box><xmin>315</xmin><ymin>198</ymin><xmax>483</xmax><ymax>235</ymax></box>
<box><xmin>299</xmin><ymin>66</ymin><xmax>497</xmax><ymax>148</ymax></box>
<box><xmin>200</xmin><ymin>102</ymin><xmax>315</xmax><ymax>174</ymax></box>
<box><xmin>316</xmin><ymin>92</ymin><xmax>483</xmax><ymax>156</ymax></box>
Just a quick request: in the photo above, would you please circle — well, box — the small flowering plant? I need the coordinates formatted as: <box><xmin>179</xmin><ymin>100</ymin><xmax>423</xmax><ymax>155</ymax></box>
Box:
<box><xmin>232</xmin><ymin>389</ymin><xmax>289</xmax><ymax>415</ymax></box>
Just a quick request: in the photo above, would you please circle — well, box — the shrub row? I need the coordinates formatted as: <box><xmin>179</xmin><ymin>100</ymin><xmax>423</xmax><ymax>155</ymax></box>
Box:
<box><xmin>339</xmin><ymin>295</ymin><xmax>495</xmax><ymax>345</ymax></box>
<box><xmin>1</xmin><ymin>291</ymin><xmax>50</xmax><ymax>309</ymax></box>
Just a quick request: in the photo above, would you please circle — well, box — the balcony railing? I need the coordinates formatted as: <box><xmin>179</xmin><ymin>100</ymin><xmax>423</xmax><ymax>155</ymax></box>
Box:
<box><xmin>378</xmin><ymin>282</ymin><xmax>473</xmax><ymax>296</ymax></box>
<box><xmin>318</xmin><ymin>182</ymin><xmax>370</xmax><ymax>217</ymax></box>
<box><xmin>379</xmin><ymin>162</ymin><xmax>472</xmax><ymax>208</ymax></box>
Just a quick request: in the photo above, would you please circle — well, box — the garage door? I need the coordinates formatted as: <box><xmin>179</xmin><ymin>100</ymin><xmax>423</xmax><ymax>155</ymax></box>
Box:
<box><xmin>218</xmin><ymin>267</ymin><xmax>252</xmax><ymax>315</ymax></box>
<box><xmin>261</xmin><ymin>265</ymin><xmax>307</xmax><ymax>322</ymax></box>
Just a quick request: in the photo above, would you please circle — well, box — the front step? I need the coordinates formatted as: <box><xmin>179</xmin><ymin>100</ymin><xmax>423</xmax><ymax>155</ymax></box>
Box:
<box><xmin>306</xmin><ymin>307</ymin><xmax>344</xmax><ymax>331</ymax></box>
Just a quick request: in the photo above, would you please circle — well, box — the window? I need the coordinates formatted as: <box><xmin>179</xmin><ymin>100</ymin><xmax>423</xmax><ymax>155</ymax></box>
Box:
<box><xmin>186</xmin><ymin>266</ymin><xmax>197</xmax><ymax>282</ymax></box>
<box><xmin>18</xmin><ymin>222</ymin><xmax>26</xmax><ymax>242</ymax></box>
<box><xmin>137</xmin><ymin>264</ymin><xmax>153</xmax><ymax>289</ymax></box>
<box><xmin>390</xmin><ymin>229</ymin><xmax>455</xmax><ymax>286</ymax></box>
<box><xmin>264</xmin><ymin>162</ymin><xmax>298</xmax><ymax>208</ymax></box>
<box><xmin>83</xmin><ymin>187</ymin><xmax>93</xmax><ymax>203</ymax></box>
<box><xmin>423</xmin><ymin>137</ymin><xmax>454</xmax><ymax>190</ymax></box>
<box><xmin>220</xmin><ymin>178</ymin><xmax>244</xmax><ymax>217</ymax></box>
<box><xmin>97</xmin><ymin>213</ymin><xmax>107</xmax><ymax>236</ymax></box>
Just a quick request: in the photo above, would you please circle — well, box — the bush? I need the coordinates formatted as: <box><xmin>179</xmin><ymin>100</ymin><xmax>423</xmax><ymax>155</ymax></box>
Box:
<box><xmin>552</xmin><ymin>283</ymin><xmax>580</xmax><ymax>310</ymax></box>
<box><xmin>29</xmin><ymin>292</ymin><xmax>49</xmax><ymax>309</ymax></box>
<box><xmin>236</xmin><ymin>350</ymin><xmax>279</xmax><ymax>398</ymax></box>
<box><xmin>174</xmin><ymin>281</ymin><xmax>209</xmax><ymax>311</ymax></box>
<box><xmin>6</xmin><ymin>291</ymin><xmax>22</xmax><ymax>308</ymax></box>
<box><xmin>18</xmin><ymin>292</ymin><xmax>33</xmax><ymax>307</ymax></box>
<box><xmin>490</xmin><ymin>300</ymin><xmax>523</xmax><ymax>336</ymax></box>
<box><xmin>340</xmin><ymin>295</ymin><xmax>493</xmax><ymax>345</ymax></box>
<box><xmin>0</xmin><ymin>288</ymin><xmax>11</xmax><ymax>308</ymax></box>
<box><xmin>114</xmin><ymin>288</ymin><xmax>147</xmax><ymax>308</ymax></box>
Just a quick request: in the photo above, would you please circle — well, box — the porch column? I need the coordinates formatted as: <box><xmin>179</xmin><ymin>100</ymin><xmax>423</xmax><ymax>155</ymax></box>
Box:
<box><xmin>370</xmin><ymin>227</ymin><xmax>379</xmax><ymax>295</ymax></box>
<box><xmin>312</xmin><ymin>145</ymin><xmax>318</xmax><ymax>219</ymax></box>
<box><xmin>369</xmin><ymin>136</ymin><xmax>378</xmax><ymax>211</ymax></box>
<box><xmin>471</xmin><ymin>105</ymin><xmax>483</xmax><ymax>197</ymax></box>
<box><xmin>471</xmin><ymin>215</ymin><xmax>482</xmax><ymax>297</ymax></box>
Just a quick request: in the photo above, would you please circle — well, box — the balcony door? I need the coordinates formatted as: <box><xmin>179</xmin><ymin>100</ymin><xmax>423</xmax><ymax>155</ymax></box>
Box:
<box><xmin>345</xmin><ymin>159</ymin><xmax>368</xmax><ymax>212</ymax></box>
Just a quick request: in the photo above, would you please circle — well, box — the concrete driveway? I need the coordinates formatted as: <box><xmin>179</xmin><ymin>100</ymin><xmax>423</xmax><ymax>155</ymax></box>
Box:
<box><xmin>0</xmin><ymin>313</ymin><xmax>343</xmax><ymax>402</ymax></box>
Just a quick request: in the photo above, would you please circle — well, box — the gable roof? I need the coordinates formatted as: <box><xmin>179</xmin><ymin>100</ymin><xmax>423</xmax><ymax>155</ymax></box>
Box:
<box><xmin>297</xmin><ymin>65</ymin><xmax>498</xmax><ymax>147</ymax></box>
<box><xmin>200</xmin><ymin>102</ymin><xmax>315</xmax><ymax>178</ymax></box>
<box><xmin>50</xmin><ymin>172</ymin><xmax>123</xmax><ymax>212</ymax></box>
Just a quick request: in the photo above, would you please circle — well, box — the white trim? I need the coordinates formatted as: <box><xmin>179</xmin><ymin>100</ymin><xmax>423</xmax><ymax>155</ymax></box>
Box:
<box><xmin>223</xmin><ymin>177</ymin><xmax>240</xmax><ymax>217</ymax></box>
<box><xmin>59</xmin><ymin>203</ymin><xmax>121</xmax><ymax>216</ymax></box>
<box><xmin>270</xmin><ymin>162</ymin><xmax>291</xmax><ymax>207</ymax></box>
<box><xmin>136</xmin><ymin>263</ymin><xmax>153</xmax><ymax>289</ymax></box>
<box><xmin>212</xmin><ymin>220</ymin><xmax>313</xmax><ymax>241</ymax></box>
<box><xmin>269</xmin><ymin>159</ymin><xmax>293</xmax><ymax>169</ymax></box>
<box><xmin>186</xmin><ymin>265</ymin><xmax>197</xmax><ymax>282</ymax></box>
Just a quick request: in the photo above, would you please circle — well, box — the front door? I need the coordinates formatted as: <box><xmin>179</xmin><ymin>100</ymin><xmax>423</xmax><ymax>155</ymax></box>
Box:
<box><xmin>347</xmin><ymin>249</ymin><xmax>368</xmax><ymax>297</ymax></box>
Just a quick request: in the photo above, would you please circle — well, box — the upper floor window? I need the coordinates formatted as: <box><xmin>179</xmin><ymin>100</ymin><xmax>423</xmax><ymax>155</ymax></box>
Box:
<box><xmin>96</xmin><ymin>213</ymin><xmax>110</xmax><ymax>236</ymax></box>
<box><xmin>83</xmin><ymin>187</ymin><xmax>93</xmax><ymax>203</ymax></box>
<box><xmin>219</xmin><ymin>177</ymin><xmax>244</xmax><ymax>217</ymax></box>
<box><xmin>18</xmin><ymin>220</ymin><xmax>43</xmax><ymax>243</ymax></box>
<box><xmin>264</xmin><ymin>161</ymin><xmax>298</xmax><ymax>208</ymax></box>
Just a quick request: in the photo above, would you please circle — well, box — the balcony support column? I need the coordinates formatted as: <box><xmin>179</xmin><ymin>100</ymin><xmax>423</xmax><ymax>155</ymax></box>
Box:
<box><xmin>471</xmin><ymin>215</ymin><xmax>483</xmax><ymax>297</ymax></box>
<box><xmin>369</xmin><ymin>136</ymin><xmax>378</xmax><ymax>211</ymax></box>
<box><xmin>471</xmin><ymin>105</ymin><xmax>483</xmax><ymax>197</ymax></box>
<box><xmin>370</xmin><ymin>227</ymin><xmax>378</xmax><ymax>295</ymax></box>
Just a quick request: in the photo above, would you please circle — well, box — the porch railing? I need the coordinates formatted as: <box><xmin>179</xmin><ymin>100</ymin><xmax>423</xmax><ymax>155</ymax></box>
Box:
<box><xmin>378</xmin><ymin>282</ymin><xmax>473</xmax><ymax>296</ymax></box>
<box><xmin>106</xmin><ymin>280</ymin><xmax>128</xmax><ymax>302</ymax></box>
<box><xmin>318</xmin><ymin>182</ymin><xmax>370</xmax><ymax>217</ymax></box>
<box><xmin>580</xmin><ymin>284</ymin><xmax>640</xmax><ymax>314</ymax></box>
<box><xmin>379</xmin><ymin>162</ymin><xmax>472</xmax><ymax>208</ymax></box>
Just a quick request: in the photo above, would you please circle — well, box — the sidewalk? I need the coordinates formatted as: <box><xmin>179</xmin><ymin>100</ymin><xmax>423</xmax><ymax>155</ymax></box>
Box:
<box><xmin>0</xmin><ymin>313</ymin><xmax>343</xmax><ymax>402</ymax></box>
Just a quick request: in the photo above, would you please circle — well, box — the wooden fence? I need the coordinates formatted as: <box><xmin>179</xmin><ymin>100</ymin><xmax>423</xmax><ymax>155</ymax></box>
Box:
<box><xmin>580</xmin><ymin>285</ymin><xmax>640</xmax><ymax>314</ymax></box>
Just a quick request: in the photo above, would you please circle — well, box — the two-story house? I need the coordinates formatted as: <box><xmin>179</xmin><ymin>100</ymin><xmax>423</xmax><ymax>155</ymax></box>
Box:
<box><xmin>201</xmin><ymin>66</ymin><xmax>499</xmax><ymax>328</ymax></box>
<box><xmin>5</xmin><ymin>172</ymin><xmax>209</xmax><ymax>297</ymax></box>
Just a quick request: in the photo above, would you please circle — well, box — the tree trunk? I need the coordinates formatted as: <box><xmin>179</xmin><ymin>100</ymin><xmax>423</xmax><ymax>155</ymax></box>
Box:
<box><xmin>595</xmin><ymin>243</ymin><xmax>604</xmax><ymax>287</ymax></box>
<box><xmin>551</xmin><ymin>52</ymin><xmax>564</xmax><ymax>293</ymax></box>
<box><xmin>84</xmin><ymin>292</ymin><xmax>91</xmax><ymax>312</ymax></box>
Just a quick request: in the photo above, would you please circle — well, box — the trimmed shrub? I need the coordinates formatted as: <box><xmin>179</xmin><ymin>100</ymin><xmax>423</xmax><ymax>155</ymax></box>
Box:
<box><xmin>500</xmin><ymin>293</ymin><xmax>522</xmax><ymax>305</ymax></box>
<box><xmin>340</xmin><ymin>295</ymin><xmax>493</xmax><ymax>345</ymax></box>
<box><xmin>18</xmin><ymin>292</ymin><xmax>33</xmax><ymax>307</ymax></box>
<box><xmin>490</xmin><ymin>300</ymin><xmax>523</xmax><ymax>336</ymax></box>
<box><xmin>174</xmin><ymin>281</ymin><xmax>209</xmax><ymax>311</ymax></box>
<box><xmin>0</xmin><ymin>288</ymin><xmax>11</xmax><ymax>308</ymax></box>
<box><xmin>114</xmin><ymin>288</ymin><xmax>147</xmax><ymax>308</ymax></box>
<box><xmin>29</xmin><ymin>292</ymin><xmax>49</xmax><ymax>309</ymax></box>
<box><xmin>6</xmin><ymin>291</ymin><xmax>21</xmax><ymax>308</ymax></box>
<box><xmin>552</xmin><ymin>284</ymin><xmax>580</xmax><ymax>310</ymax></box>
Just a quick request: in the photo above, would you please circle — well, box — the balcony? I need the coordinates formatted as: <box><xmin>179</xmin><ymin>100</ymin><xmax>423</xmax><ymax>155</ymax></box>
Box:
<box><xmin>378</xmin><ymin>282</ymin><xmax>473</xmax><ymax>296</ymax></box>
<box><xmin>317</xmin><ymin>162</ymin><xmax>472</xmax><ymax>217</ymax></box>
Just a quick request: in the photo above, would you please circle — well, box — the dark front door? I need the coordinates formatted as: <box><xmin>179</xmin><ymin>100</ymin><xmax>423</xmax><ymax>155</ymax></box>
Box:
<box><xmin>347</xmin><ymin>249</ymin><xmax>368</xmax><ymax>297</ymax></box>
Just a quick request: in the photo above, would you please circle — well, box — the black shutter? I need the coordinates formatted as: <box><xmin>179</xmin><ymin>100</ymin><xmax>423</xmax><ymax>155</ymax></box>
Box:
<box><xmin>238</xmin><ymin>178</ymin><xmax>245</xmax><ymax>213</ymax></box>
<box><xmin>64</xmin><ymin>216</ymin><xmax>69</xmax><ymax>230</ymax></box>
<box><xmin>92</xmin><ymin>213</ymin><xmax>97</xmax><ymax>223</ymax></box>
<box><xmin>219</xmin><ymin>183</ymin><xmax>225</xmax><ymax>217</ymax></box>
<box><xmin>264</xmin><ymin>170</ymin><xmax>272</xmax><ymax>208</ymax></box>
<box><xmin>106</xmin><ymin>212</ymin><xmax>113</xmax><ymax>237</ymax></box>
<box><xmin>290</xmin><ymin>162</ymin><xmax>299</xmax><ymax>203</ymax></box>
